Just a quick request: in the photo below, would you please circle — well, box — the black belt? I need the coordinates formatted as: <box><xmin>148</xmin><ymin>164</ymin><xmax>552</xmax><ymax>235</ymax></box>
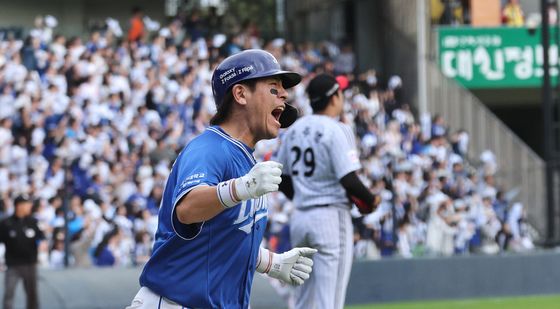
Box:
<box><xmin>299</xmin><ymin>204</ymin><xmax>330</xmax><ymax>210</ymax></box>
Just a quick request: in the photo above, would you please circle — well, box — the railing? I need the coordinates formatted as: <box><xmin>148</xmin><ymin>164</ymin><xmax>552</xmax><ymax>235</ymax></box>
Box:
<box><xmin>426</xmin><ymin>60</ymin><xmax>547</xmax><ymax>236</ymax></box>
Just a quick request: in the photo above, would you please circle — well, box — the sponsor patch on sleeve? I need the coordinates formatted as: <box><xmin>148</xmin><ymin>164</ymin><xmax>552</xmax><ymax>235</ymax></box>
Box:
<box><xmin>179</xmin><ymin>173</ymin><xmax>206</xmax><ymax>189</ymax></box>
<box><xmin>348</xmin><ymin>150</ymin><xmax>359</xmax><ymax>164</ymax></box>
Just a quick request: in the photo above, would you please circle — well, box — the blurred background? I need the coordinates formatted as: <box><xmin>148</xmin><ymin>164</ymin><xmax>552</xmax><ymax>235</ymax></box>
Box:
<box><xmin>0</xmin><ymin>0</ymin><xmax>559</xmax><ymax>308</ymax></box>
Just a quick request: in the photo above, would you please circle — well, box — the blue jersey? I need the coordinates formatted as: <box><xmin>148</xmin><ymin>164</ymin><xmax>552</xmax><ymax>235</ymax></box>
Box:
<box><xmin>139</xmin><ymin>126</ymin><xmax>268</xmax><ymax>308</ymax></box>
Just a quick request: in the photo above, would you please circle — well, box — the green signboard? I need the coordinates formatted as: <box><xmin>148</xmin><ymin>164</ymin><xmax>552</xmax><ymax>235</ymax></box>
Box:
<box><xmin>438</xmin><ymin>26</ymin><xmax>558</xmax><ymax>88</ymax></box>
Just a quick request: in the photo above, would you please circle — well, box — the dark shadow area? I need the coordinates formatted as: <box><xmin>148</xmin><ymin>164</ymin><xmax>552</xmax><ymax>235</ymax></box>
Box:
<box><xmin>490</xmin><ymin>105</ymin><xmax>544</xmax><ymax>157</ymax></box>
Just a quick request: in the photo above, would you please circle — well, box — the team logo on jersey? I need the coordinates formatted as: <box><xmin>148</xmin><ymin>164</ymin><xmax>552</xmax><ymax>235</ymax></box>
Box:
<box><xmin>25</xmin><ymin>228</ymin><xmax>36</xmax><ymax>238</ymax></box>
<box><xmin>233</xmin><ymin>197</ymin><xmax>268</xmax><ymax>234</ymax></box>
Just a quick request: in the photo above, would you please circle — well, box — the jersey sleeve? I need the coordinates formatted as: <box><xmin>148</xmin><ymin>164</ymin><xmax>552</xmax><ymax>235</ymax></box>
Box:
<box><xmin>171</xmin><ymin>141</ymin><xmax>231</xmax><ymax>239</ymax></box>
<box><xmin>330</xmin><ymin>123</ymin><xmax>361</xmax><ymax>179</ymax></box>
<box><xmin>172</xmin><ymin>143</ymin><xmax>230</xmax><ymax>204</ymax></box>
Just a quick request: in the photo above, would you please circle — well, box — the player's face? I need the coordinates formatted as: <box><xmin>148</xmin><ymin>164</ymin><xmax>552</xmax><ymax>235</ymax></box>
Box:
<box><xmin>247</xmin><ymin>77</ymin><xmax>288</xmax><ymax>141</ymax></box>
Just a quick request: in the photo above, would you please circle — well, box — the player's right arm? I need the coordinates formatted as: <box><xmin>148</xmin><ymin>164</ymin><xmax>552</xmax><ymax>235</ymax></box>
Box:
<box><xmin>175</xmin><ymin>161</ymin><xmax>283</xmax><ymax>224</ymax></box>
<box><xmin>340</xmin><ymin>172</ymin><xmax>381</xmax><ymax>214</ymax></box>
<box><xmin>330</xmin><ymin>123</ymin><xmax>380</xmax><ymax>214</ymax></box>
<box><xmin>175</xmin><ymin>186</ymin><xmax>229</xmax><ymax>224</ymax></box>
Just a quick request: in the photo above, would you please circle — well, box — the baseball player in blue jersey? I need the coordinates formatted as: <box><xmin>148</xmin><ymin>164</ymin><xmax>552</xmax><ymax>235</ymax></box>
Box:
<box><xmin>275</xmin><ymin>73</ymin><xmax>380</xmax><ymax>309</ymax></box>
<box><xmin>127</xmin><ymin>50</ymin><xmax>316</xmax><ymax>309</ymax></box>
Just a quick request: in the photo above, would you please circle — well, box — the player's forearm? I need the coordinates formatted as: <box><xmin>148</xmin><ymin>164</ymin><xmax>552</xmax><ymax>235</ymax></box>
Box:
<box><xmin>176</xmin><ymin>161</ymin><xmax>283</xmax><ymax>224</ymax></box>
<box><xmin>340</xmin><ymin>171</ymin><xmax>375</xmax><ymax>205</ymax></box>
<box><xmin>340</xmin><ymin>171</ymin><xmax>380</xmax><ymax>213</ymax></box>
<box><xmin>278</xmin><ymin>175</ymin><xmax>294</xmax><ymax>200</ymax></box>
<box><xmin>176</xmin><ymin>186</ymin><xmax>226</xmax><ymax>224</ymax></box>
<box><xmin>256</xmin><ymin>247</ymin><xmax>274</xmax><ymax>273</ymax></box>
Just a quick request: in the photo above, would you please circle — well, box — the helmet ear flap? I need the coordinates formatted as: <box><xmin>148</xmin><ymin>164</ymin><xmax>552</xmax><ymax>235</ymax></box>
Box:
<box><xmin>279</xmin><ymin>104</ymin><xmax>299</xmax><ymax>128</ymax></box>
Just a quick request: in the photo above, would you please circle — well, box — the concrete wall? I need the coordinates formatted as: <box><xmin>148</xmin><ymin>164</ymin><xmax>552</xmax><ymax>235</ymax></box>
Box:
<box><xmin>0</xmin><ymin>0</ymin><xmax>166</xmax><ymax>38</ymax></box>
<box><xmin>377</xmin><ymin>0</ymin><xmax>419</xmax><ymax>108</ymax></box>
<box><xmin>3</xmin><ymin>252</ymin><xmax>560</xmax><ymax>308</ymax></box>
<box><xmin>285</xmin><ymin>0</ymin><xmax>348</xmax><ymax>44</ymax></box>
<box><xmin>0</xmin><ymin>0</ymin><xmax>82</xmax><ymax>35</ymax></box>
<box><xmin>519</xmin><ymin>0</ymin><xmax>540</xmax><ymax>17</ymax></box>
<box><xmin>353</xmin><ymin>0</ymin><xmax>384</xmax><ymax>74</ymax></box>
<box><xmin>348</xmin><ymin>251</ymin><xmax>560</xmax><ymax>304</ymax></box>
<box><xmin>284</xmin><ymin>0</ymin><xmax>387</xmax><ymax>85</ymax></box>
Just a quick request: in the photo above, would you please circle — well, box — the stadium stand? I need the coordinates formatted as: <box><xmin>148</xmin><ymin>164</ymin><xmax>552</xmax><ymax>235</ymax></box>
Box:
<box><xmin>0</xmin><ymin>9</ymin><xmax>535</xmax><ymax>271</ymax></box>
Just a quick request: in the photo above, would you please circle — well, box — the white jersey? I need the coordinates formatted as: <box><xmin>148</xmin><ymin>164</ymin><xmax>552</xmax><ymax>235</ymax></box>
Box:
<box><xmin>275</xmin><ymin>114</ymin><xmax>361</xmax><ymax>209</ymax></box>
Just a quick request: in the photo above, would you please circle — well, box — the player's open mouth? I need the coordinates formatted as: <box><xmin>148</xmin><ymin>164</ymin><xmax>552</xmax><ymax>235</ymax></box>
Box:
<box><xmin>272</xmin><ymin>107</ymin><xmax>284</xmax><ymax>122</ymax></box>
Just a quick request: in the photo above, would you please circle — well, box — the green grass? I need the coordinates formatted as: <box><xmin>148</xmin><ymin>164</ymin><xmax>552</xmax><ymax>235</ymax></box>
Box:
<box><xmin>345</xmin><ymin>294</ymin><xmax>560</xmax><ymax>309</ymax></box>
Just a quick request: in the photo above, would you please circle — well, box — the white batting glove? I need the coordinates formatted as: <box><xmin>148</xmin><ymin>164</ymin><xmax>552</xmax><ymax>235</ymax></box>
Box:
<box><xmin>256</xmin><ymin>247</ymin><xmax>317</xmax><ymax>286</ymax></box>
<box><xmin>235</xmin><ymin>161</ymin><xmax>282</xmax><ymax>200</ymax></box>
<box><xmin>217</xmin><ymin>161</ymin><xmax>282</xmax><ymax>208</ymax></box>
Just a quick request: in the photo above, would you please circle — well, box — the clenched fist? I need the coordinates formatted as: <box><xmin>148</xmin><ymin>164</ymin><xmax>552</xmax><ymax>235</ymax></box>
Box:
<box><xmin>257</xmin><ymin>247</ymin><xmax>318</xmax><ymax>286</ymax></box>
<box><xmin>235</xmin><ymin>161</ymin><xmax>283</xmax><ymax>200</ymax></box>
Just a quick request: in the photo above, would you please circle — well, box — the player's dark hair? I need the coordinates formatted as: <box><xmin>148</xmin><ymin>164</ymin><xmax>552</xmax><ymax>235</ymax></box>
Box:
<box><xmin>311</xmin><ymin>90</ymin><xmax>340</xmax><ymax>113</ymax></box>
<box><xmin>210</xmin><ymin>79</ymin><xmax>257</xmax><ymax>125</ymax></box>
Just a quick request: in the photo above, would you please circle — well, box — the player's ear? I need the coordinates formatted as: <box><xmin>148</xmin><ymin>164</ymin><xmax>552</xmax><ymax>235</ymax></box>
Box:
<box><xmin>232</xmin><ymin>84</ymin><xmax>248</xmax><ymax>106</ymax></box>
<box><xmin>328</xmin><ymin>92</ymin><xmax>337</xmax><ymax>107</ymax></box>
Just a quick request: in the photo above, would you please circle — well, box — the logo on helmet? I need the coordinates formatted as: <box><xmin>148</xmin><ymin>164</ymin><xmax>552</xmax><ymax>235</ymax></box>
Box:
<box><xmin>219</xmin><ymin>65</ymin><xmax>256</xmax><ymax>85</ymax></box>
<box><xmin>219</xmin><ymin>68</ymin><xmax>236</xmax><ymax>84</ymax></box>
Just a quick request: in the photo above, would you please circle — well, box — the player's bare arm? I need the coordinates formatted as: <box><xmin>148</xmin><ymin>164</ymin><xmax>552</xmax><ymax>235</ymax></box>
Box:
<box><xmin>175</xmin><ymin>186</ymin><xmax>227</xmax><ymax>224</ymax></box>
<box><xmin>176</xmin><ymin>161</ymin><xmax>283</xmax><ymax>224</ymax></box>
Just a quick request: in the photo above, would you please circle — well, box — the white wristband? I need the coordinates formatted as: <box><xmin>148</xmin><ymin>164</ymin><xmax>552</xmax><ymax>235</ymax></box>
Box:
<box><xmin>256</xmin><ymin>247</ymin><xmax>274</xmax><ymax>274</ymax></box>
<box><xmin>234</xmin><ymin>175</ymin><xmax>254</xmax><ymax>201</ymax></box>
<box><xmin>216</xmin><ymin>179</ymin><xmax>239</xmax><ymax>208</ymax></box>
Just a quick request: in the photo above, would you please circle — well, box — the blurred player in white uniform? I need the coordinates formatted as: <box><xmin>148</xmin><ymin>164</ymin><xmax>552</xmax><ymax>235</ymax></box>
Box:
<box><xmin>275</xmin><ymin>74</ymin><xmax>380</xmax><ymax>309</ymax></box>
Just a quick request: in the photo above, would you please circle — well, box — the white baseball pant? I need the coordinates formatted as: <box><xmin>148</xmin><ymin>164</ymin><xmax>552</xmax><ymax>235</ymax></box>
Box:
<box><xmin>289</xmin><ymin>206</ymin><xmax>354</xmax><ymax>309</ymax></box>
<box><xmin>126</xmin><ymin>287</ymin><xmax>190</xmax><ymax>309</ymax></box>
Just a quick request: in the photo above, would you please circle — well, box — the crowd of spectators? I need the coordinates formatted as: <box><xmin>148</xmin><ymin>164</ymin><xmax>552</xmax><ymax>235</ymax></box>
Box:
<box><xmin>434</xmin><ymin>0</ymin><xmax>558</xmax><ymax>27</ymax></box>
<box><xmin>0</xmin><ymin>7</ymin><xmax>535</xmax><ymax>269</ymax></box>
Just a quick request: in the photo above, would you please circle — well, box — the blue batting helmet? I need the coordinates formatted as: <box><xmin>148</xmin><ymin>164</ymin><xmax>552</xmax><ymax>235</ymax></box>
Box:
<box><xmin>211</xmin><ymin>49</ymin><xmax>302</xmax><ymax>127</ymax></box>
